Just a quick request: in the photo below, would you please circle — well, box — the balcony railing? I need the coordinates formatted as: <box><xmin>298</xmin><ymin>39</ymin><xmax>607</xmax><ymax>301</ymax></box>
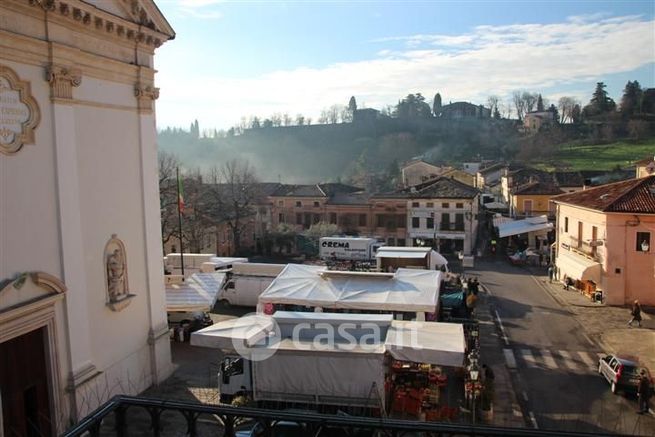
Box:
<box><xmin>569</xmin><ymin>237</ymin><xmax>601</xmax><ymax>261</ymax></box>
<box><xmin>62</xmin><ymin>395</ymin><xmax>605</xmax><ymax>437</ymax></box>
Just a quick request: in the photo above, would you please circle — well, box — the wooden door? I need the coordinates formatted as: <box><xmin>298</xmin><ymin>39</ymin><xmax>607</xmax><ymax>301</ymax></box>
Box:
<box><xmin>0</xmin><ymin>328</ymin><xmax>52</xmax><ymax>437</ymax></box>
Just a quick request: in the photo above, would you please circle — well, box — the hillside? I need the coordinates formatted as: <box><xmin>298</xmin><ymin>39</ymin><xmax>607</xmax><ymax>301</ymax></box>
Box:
<box><xmin>535</xmin><ymin>138</ymin><xmax>655</xmax><ymax>171</ymax></box>
<box><xmin>158</xmin><ymin>118</ymin><xmax>519</xmax><ymax>184</ymax></box>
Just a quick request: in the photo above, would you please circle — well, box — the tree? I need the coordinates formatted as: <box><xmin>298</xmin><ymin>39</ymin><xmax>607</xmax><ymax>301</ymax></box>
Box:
<box><xmin>583</xmin><ymin>82</ymin><xmax>616</xmax><ymax>117</ymax></box>
<box><xmin>627</xmin><ymin>119</ymin><xmax>648</xmax><ymax>140</ymax></box>
<box><xmin>189</xmin><ymin>119</ymin><xmax>200</xmax><ymax>138</ymax></box>
<box><xmin>513</xmin><ymin>91</ymin><xmax>539</xmax><ymax>120</ymax></box>
<box><xmin>395</xmin><ymin>93</ymin><xmax>432</xmax><ymax>119</ymax></box>
<box><xmin>158</xmin><ymin>151</ymin><xmax>180</xmax><ymax>252</ymax></box>
<box><xmin>262</xmin><ymin>118</ymin><xmax>273</xmax><ymax>128</ymax></box>
<box><xmin>487</xmin><ymin>95</ymin><xmax>500</xmax><ymax>117</ymax></box>
<box><xmin>537</xmin><ymin>94</ymin><xmax>545</xmax><ymax>112</ymax></box>
<box><xmin>304</xmin><ymin>222</ymin><xmax>339</xmax><ymax>241</ymax></box>
<box><xmin>348</xmin><ymin>96</ymin><xmax>357</xmax><ymax>113</ymax></box>
<box><xmin>557</xmin><ymin>96</ymin><xmax>579</xmax><ymax>123</ymax></box>
<box><xmin>206</xmin><ymin>159</ymin><xmax>260</xmax><ymax>255</ymax></box>
<box><xmin>250</xmin><ymin>116</ymin><xmax>261</xmax><ymax>129</ymax></box>
<box><xmin>282</xmin><ymin>113</ymin><xmax>293</xmax><ymax>126</ymax></box>
<box><xmin>620</xmin><ymin>80</ymin><xmax>643</xmax><ymax>115</ymax></box>
<box><xmin>571</xmin><ymin>104</ymin><xmax>582</xmax><ymax>124</ymax></box>
<box><xmin>270</xmin><ymin>113</ymin><xmax>282</xmax><ymax>127</ymax></box>
<box><xmin>433</xmin><ymin>93</ymin><xmax>442</xmax><ymax>116</ymax></box>
<box><xmin>548</xmin><ymin>104</ymin><xmax>559</xmax><ymax>123</ymax></box>
<box><xmin>295</xmin><ymin>114</ymin><xmax>305</xmax><ymax>125</ymax></box>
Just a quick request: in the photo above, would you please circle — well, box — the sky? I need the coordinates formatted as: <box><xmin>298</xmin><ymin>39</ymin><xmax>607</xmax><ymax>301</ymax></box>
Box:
<box><xmin>153</xmin><ymin>1</ymin><xmax>655</xmax><ymax>131</ymax></box>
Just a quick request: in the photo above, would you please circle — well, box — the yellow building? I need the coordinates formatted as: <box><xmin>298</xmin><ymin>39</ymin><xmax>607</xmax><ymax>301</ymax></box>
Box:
<box><xmin>510</xmin><ymin>182</ymin><xmax>563</xmax><ymax>219</ymax></box>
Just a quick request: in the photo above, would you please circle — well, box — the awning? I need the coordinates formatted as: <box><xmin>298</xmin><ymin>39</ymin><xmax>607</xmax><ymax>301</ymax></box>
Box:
<box><xmin>497</xmin><ymin>216</ymin><xmax>553</xmax><ymax>238</ymax></box>
<box><xmin>556</xmin><ymin>250</ymin><xmax>601</xmax><ymax>283</ymax></box>
<box><xmin>190</xmin><ymin>314</ymin><xmax>274</xmax><ymax>350</ymax></box>
<box><xmin>376</xmin><ymin>247</ymin><xmax>430</xmax><ymax>259</ymax></box>
<box><xmin>385</xmin><ymin>321</ymin><xmax>465</xmax><ymax>367</ymax></box>
<box><xmin>165</xmin><ymin>272</ymin><xmax>227</xmax><ymax>312</ymax></box>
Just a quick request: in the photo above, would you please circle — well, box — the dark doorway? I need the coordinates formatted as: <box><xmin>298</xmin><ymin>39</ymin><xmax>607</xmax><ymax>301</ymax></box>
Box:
<box><xmin>1</xmin><ymin>327</ymin><xmax>52</xmax><ymax>436</ymax></box>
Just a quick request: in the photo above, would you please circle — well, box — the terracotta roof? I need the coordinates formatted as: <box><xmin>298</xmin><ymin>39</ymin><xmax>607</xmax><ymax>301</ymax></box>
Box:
<box><xmin>512</xmin><ymin>181</ymin><xmax>564</xmax><ymax>196</ymax></box>
<box><xmin>270</xmin><ymin>183</ymin><xmax>361</xmax><ymax>198</ymax></box>
<box><xmin>372</xmin><ymin>176</ymin><xmax>479</xmax><ymax>199</ymax></box>
<box><xmin>635</xmin><ymin>156</ymin><xmax>655</xmax><ymax>166</ymax></box>
<box><xmin>551</xmin><ymin>176</ymin><xmax>655</xmax><ymax>213</ymax></box>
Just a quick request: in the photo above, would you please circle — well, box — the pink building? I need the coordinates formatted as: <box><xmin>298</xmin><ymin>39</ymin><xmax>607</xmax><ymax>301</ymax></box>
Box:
<box><xmin>552</xmin><ymin>176</ymin><xmax>655</xmax><ymax>305</ymax></box>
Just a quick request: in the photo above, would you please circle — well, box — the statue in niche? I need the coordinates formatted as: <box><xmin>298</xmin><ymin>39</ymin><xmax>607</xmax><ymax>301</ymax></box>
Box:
<box><xmin>107</xmin><ymin>248</ymin><xmax>126</xmax><ymax>301</ymax></box>
<box><xmin>104</xmin><ymin>234</ymin><xmax>133</xmax><ymax>310</ymax></box>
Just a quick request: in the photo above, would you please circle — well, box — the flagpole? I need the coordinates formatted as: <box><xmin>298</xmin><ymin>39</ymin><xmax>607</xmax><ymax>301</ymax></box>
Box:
<box><xmin>176</xmin><ymin>166</ymin><xmax>185</xmax><ymax>279</ymax></box>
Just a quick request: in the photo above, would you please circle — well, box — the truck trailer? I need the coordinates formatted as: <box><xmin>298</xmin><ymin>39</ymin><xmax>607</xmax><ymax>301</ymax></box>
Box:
<box><xmin>318</xmin><ymin>237</ymin><xmax>383</xmax><ymax>261</ymax></box>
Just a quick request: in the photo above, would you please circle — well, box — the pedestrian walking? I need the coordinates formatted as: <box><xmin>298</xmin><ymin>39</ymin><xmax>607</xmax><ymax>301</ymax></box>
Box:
<box><xmin>628</xmin><ymin>300</ymin><xmax>642</xmax><ymax>328</ymax></box>
<box><xmin>547</xmin><ymin>265</ymin><xmax>554</xmax><ymax>283</ymax></box>
<box><xmin>637</xmin><ymin>370</ymin><xmax>652</xmax><ymax>414</ymax></box>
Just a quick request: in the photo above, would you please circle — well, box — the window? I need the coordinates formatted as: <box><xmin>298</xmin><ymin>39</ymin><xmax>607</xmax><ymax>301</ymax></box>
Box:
<box><xmin>455</xmin><ymin>213</ymin><xmax>464</xmax><ymax>231</ymax></box>
<box><xmin>171</xmin><ymin>245</ymin><xmax>176</xmax><ymax>253</ymax></box>
<box><xmin>426</xmin><ymin>217</ymin><xmax>434</xmax><ymax>229</ymax></box>
<box><xmin>524</xmin><ymin>199</ymin><xmax>533</xmax><ymax>216</ymax></box>
<box><xmin>359</xmin><ymin>214</ymin><xmax>367</xmax><ymax>227</ymax></box>
<box><xmin>376</xmin><ymin>214</ymin><xmax>385</xmax><ymax>228</ymax></box>
<box><xmin>313</xmin><ymin>214</ymin><xmax>321</xmax><ymax>224</ymax></box>
<box><xmin>278</xmin><ymin>213</ymin><xmax>285</xmax><ymax>223</ymax></box>
<box><xmin>412</xmin><ymin>202</ymin><xmax>420</xmax><ymax>208</ymax></box>
<box><xmin>636</xmin><ymin>232</ymin><xmax>651</xmax><ymax>252</ymax></box>
<box><xmin>442</xmin><ymin>202</ymin><xmax>449</xmax><ymax>208</ymax></box>
<box><xmin>412</xmin><ymin>217</ymin><xmax>420</xmax><ymax>228</ymax></box>
<box><xmin>277</xmin><ymin>200</ymin><xmax>284</xmax><ymax>207</ymax></box>
<box><xmin>592</xmin><ymin>226</ymin><xmax>598</xmax><ymax>256</ymax></box>
<box><xmin>397</xmin><ymin>238</ymin><xmax>406</xmax><ymax>247</ymax></box>
<box><xmin>426</xmin><ymin>202</ymin><xmax>434</xmax><ymax>208</ymax></box>
<box><xmin>396</xmin><ymin>203</ymin><xmax>405</xmax><ymax>208</ymax></box>
<box><xmin>329</xmin><ymin>212</ymin><xmax>337</xmax><ymax>224</ymax></box>
<box><xmin>387</xmin><ymin>237</ymin><xmax>395</xmax><ymax>246</ymax></box>
<box><xmin>396</xmin><ymin>215</ymin><xmax>406</xmax><ymax>228</ymax></box>
<box><xmin>296</xmin><ymin>213</ymin><xmax>302</xmax><ymax>225</ymax></box>
<box><xmin>564</xmin><ymin>217</ymin><xmax>569</xmax><ymax>233</ymax></box>
<box><xmin>313</xmin><ymin>201</ymin><xmax>320</xmax><ymax>207</ymax></box>
<box><xmin>577</xmin><ymin>221</ymin><xmax>583</xmax><ymax>248</ymax></box>
<box><xmin>456</xmin><ymin>203</ymin><xmax>464</xmax><ymax>209</ymax></box>
<box><xmin>295</xmin><ymin>201</ymin><xmax>302</xmax><ymax>207</ymax></box>
<box><xmin>441</xmin><ymin>213</ymin><xmax>450</xmax><ymax>230</ymax></box>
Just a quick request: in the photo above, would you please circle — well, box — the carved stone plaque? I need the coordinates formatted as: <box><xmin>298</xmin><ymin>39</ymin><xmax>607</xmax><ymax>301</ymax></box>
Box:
<box><xmin>0</xmin><ymin>65</ymin><xmax>40</xmax><ymax>155</ymax></box>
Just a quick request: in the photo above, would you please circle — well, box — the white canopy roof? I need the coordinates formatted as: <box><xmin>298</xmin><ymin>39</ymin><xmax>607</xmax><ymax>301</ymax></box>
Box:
<box><xmin>556</xmin><ymin>250</ymin><xmax>601</xmax><ymax>284</ymax></box>
<box><xmin>190</xmin><ymin>314</ymin><xmax>274</xmax><ymax>350</ymax></box>
<box><xmin>258</xmin><ymin>264</ymin><xmax>441</xmax><ymax>312</ymax></box>
<box><xmin>386</xmin><ymin>321</ymin><xmax>465</xmax><ymax>367</ymax></box>
<box><xmin>191</xmin><ymin>312</ymin><xmax>465</xmax><ymax>367</ymax></box>
<box><xmin>497</xmin><ymin>215</ymin><xmax>553</xmax><ymax>238</ymax></box>
<box><xmin>165</xmin><ymin>272</ymin><xmax>226</xmax><ymax>312</ymax></box>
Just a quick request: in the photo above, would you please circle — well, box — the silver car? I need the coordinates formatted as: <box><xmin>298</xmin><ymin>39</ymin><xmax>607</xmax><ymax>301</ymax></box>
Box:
<box><xmin>598</xmin><ymin>354</ymin><xmax>651</xmax><ymax>395</ymax></box>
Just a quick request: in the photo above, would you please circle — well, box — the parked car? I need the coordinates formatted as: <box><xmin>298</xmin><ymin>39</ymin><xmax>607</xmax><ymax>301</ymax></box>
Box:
<box><xmin>598</xmin><ymin>353</ymin><xmax>652</xmax><ymax>394</ymax></box>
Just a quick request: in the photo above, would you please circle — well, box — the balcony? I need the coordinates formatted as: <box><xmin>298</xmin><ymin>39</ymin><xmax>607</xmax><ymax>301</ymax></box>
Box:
<box><xmin>568</xmin><ymin>237</ymin><xmax>601</xmax><ymax>261</ymax></box>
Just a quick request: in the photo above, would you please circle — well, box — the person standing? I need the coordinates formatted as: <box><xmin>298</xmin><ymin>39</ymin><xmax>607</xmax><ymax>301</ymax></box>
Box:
<box><xmin>628</xmin><ymin>300</ymin><xmax>642</xmax><ymax>328</ymax></box>
<box><xmin>637</xmin><ymin>370</ymin><xmax>652</xmax><ymax>414</ymax></box>
<box><xmin>547</xmin><ymin>265</ymin><xmax>554</xmax><ymax>283</ymax></box>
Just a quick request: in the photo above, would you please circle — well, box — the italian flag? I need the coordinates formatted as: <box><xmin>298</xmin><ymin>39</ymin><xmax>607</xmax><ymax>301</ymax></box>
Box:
<box><xmin>177</xmin><ymin>170</ymin><xmax>185</xmax><ymax>213</ymax></box>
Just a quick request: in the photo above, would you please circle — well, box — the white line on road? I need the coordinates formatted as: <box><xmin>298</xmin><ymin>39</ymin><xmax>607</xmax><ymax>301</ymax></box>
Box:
<box><xmin>504</xmin><ymin>348</ymin><xmax>517</xmax><ymax>369</ymax></box>
<box><xmin>494</xmin><ymin>310</ymin><xmax>510</xmax><ymax>345</ymax></box>
<box><xmin>529</xmin><ymin>411</ymin><xmax>539</xmax><ymax>429</ymax></box>
<box><xmin>540</xmin><ymin>349</ymin><xmax>558</xmax><ymax>369</ymax></box>
<box><xmin>520</xmin><ymin>349</ymin><xmax>538</xmax><ymax>368</ymax></box>
<box><xmin>582</xmin><ymin>332</ymin><xmax>595</xmax><ymax>347</ymax></box>
<box><xmin>557</xmin><ymin>350</ymin><xmax>580</xmax><ymax>371</ymax></box>
<box><xmin>577</xmin><ymin>351</ymin><xmax>596</xmax><ymax>369</ymax></box>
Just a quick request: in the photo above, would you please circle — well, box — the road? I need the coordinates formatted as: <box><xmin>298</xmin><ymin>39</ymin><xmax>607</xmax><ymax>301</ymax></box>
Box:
<box><xmin>469</xmin><ymin>258</ymin><xmax>655</xmax><ymax>436</ymax></box>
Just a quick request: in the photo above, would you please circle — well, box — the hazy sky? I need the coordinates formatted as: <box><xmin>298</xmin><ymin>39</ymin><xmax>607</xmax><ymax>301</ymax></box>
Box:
<box><xmin>154</xmin><ymin>1</ymin><xmax>655</xmax><ymax>131</ymax></box>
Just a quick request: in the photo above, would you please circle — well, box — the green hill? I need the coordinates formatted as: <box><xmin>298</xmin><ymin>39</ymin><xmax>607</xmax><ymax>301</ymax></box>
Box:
<box><xmin>536</xmin><ymin>138</ymin><xmax>655</xmax><ymax>171</ymax></box>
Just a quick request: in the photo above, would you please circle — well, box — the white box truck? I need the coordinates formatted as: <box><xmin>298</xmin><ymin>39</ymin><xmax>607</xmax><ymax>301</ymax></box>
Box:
<box><xmin>217</xmin><ymin>263</ymin><xmax>286</xmax><ymax>307</ymax></box>
<box><xmin>318</xmin><ymin>237</ymin><xmax>383</xmax><ymax>261</ymax></box>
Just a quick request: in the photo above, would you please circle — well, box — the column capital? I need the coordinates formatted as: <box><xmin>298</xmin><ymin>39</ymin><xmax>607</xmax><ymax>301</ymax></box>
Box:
<box><xmin>46</xmin><ymin>65</ymin><xmax>82</xmax><ymax>100</ymax></box>
<box><xmin>134</xmin><ymin>83</ymin><xmax>159</xmax><ymax>112</ymax></box>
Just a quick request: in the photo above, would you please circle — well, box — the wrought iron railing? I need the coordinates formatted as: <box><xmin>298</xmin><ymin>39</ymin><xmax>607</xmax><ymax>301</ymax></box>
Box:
<box><xmin>62</xmin><ymin>395</ymin><xmax>622</xmax><ymax>437</ymax></box>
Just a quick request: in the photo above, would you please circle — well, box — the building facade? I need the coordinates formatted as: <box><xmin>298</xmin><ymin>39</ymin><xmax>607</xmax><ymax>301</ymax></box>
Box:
<box><xmin>552</xmin><ymin>176</ymin><xmax>655</xmax><ymax>306</ymax></box>
<box><xmin>0</xmin><ymin>0</ymin><xmax>174</xmax><ymax>433</ymax></box>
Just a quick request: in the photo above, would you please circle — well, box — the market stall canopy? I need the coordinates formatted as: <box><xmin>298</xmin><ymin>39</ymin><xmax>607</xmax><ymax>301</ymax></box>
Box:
<box><xmin>496</xmin><ymin>215</ymin><xmax>553</xmax><ymax>238</ymax></box>
<box><xmin>556</xmin><ymin>250</ymin><xmax>601</xmax><ymax>283</ymax></box>
<box><xmin>165</xmin><ymin>272</ymin><xmax>227</xmax><ymax>312</ymax></box>
<box><xmin>386</xmin><ymin>321</ymin><xmax>465</xmax><ymax>367</ymax></box>
<box><xmin>258</xmin><ymin>264</ymin><xmax>441</xmax><ymax>312</ymax></box>
<box><xmin>376</xmin><ymin>247</ymin><xmax>448</xmax><ymax>266</ymax></box>
<box><xmin>190</xmin><ymin>314</ymin><xmax>274</xmax><ymax>350</ymax></box>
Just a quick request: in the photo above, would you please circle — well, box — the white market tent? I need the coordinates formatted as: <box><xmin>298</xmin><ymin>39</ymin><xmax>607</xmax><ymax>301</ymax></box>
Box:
<box><xmin>191</xmin><ymin>311</ymin><xmax>465</xmax><ymax>368</ymax></box>
<box><xmin>385</xmin><ymin>321</ymin><xmax>465</xmax><ymax>367</ymax></box>
<box><xmin>257</xmin><ymin>264</ymin><xmax>441</xmax><ymax>313</ymax></box>
<box><xmin>165</xmin><ymin>272</ymin><xmax>227</xmax><ymax>313</ymax></box>
<box><xmin>496</xmin><ymin>215</ymin><xmax>553</xmax><ymax>238</ymax></box>
<box><xmin>189</xmin><ymin>314</ymin><xmax>274</xmax><ymax>350</ymax></box>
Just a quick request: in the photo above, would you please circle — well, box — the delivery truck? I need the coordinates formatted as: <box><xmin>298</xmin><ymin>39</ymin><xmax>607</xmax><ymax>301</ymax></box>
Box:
<box><xmin>318</xmin><ymin>237</ymin><xmax>383</xmax><ymax>261</ymax></box>
<box><xmin>217</xmin><ymin>263</ymin><xmax>286</xmax><ymax>307</ymax></box>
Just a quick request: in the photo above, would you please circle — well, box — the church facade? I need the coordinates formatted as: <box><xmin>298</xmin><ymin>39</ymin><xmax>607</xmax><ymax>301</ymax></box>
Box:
<box><xmin>0</xmin><ymin>0</ymin><xmax>174</xmax><ymax>434</ymax></box>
